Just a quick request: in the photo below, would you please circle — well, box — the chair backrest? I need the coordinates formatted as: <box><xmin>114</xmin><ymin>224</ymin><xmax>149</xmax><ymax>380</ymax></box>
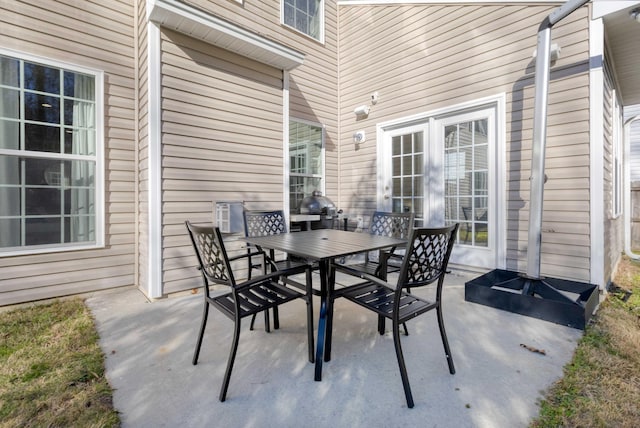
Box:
<box><xmin>185</xmin><ymin>221</ymin><xmax>235</xmax><ymax>287</ymax></box>
<box><xmin>369</xmin><ymin>211</ymin><xmax>414</xmax><ymax>239</ymax></box>
<box><xmin>396</xmin><ymin>224</ymin><xmax>459</xmax><ymax>289</ymax></box>
<box><xmin>244</xmin><ymin>210</ymin><xmax>288</xmax><ymax>237</ymax></box>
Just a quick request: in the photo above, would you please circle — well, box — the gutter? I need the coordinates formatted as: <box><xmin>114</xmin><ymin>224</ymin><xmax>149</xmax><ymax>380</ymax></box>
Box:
<box><xmin>526</xmin><ymin>0</ymin><xmax>591</xmax><ymax>279</ymax></box>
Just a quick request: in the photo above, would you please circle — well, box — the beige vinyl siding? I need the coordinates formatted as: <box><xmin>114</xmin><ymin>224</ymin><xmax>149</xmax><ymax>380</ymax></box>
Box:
<box><xmin>179</xmin><ymin>0</ymin><xmax>340</xmax><ymax>203</ymax></box>
<box><xmin>603</xmin><ymin>54</ymin><xmax>625</xmax><ymax>284</ymax></box>
<box><xmin>159</xmin><ymin>29</ymin><xmax>285</xmax><ymax>294</ymax></box>
<box><xmin>0</xmin><ymin>0</ymin><xmax>136</xmax><ymax>305</ymax></box>
<box><xmin>337</xmin><ymin>4</ymin><xmax>591</xmax><ymax>281</ymax></box>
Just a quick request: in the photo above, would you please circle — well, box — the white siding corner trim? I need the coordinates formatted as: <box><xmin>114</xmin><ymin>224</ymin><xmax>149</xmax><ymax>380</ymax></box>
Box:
<box><xmin>589</xmin><ymin>18</ymin><xmax>605</xmax><ymax>287</ymax></box>
<box><xmin>147</xmin><ymin>0</ymin><xmax>304</xmax><ymax>70</ymax></box>
<box><xmin>148</xmin><ymin>23</ymin><xmax>163</xmax><ymax>299</ymax></box>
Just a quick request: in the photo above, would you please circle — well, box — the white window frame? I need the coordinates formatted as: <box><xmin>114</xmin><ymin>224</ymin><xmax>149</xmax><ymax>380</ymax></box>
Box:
<box><xmin>287</xmin><ymin>118</ymin><xmax>325</xmax><ymax>212</ymax></box>
<box><xmin>0</xmin><ymin>48</ymin><xmax>104</xmax><ymax>257</ymax></box>
<box><xmin>281</xmin><ymin>0</ymin><xmax>325</xmax><ymax>43</ymax></box>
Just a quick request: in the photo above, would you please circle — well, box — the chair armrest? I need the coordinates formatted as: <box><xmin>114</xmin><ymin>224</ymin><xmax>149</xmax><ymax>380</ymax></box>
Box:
<box><xmin>234</xmin><ymin>266</ymin><xmax>309</xmax><ymax>293</ymax></box>
<box><xmin>332</xmin><ymin>263</ymin><xmax>392</xmax><ymax>290</ymax></box>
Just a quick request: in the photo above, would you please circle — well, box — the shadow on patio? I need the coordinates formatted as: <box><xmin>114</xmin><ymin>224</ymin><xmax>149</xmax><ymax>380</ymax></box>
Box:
<box><xmin>87</xmin><ymin>269</ymin><xmax>582</xmax><ymax>428</ymax></box>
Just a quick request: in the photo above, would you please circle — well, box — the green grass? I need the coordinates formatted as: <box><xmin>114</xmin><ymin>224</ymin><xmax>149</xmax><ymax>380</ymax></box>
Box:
<box><xmin>531</xmin><ymin>256</ymin><xmax>640</xmax><ymax>427</ymax></box>
<box><xmin>0</xmin><ymin>298</ymin><xmax>120</xmax><ymax>427</ymax></box>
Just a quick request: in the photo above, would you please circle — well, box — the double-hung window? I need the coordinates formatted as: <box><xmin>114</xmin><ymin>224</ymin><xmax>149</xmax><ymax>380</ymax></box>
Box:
<box><xmin>282</xmin><ymin>0</ymin><xmax>324</xmax><ymax>42</ymax></box>
<box><xmin>289</xmin><ymin>120</ymin><xmax>324</xmax><ymax>213</ymax></box>
<box><xmin>0</xmin><ymin>51</ymin><xmax>103</xmax><ymax>255</ymax></box>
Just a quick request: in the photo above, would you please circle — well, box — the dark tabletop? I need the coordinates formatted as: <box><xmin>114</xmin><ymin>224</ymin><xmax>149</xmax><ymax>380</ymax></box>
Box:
<box><xmin>243</xmin><ymin>229</ymin><xmax>406</xmax><ymax>261</ymax></box>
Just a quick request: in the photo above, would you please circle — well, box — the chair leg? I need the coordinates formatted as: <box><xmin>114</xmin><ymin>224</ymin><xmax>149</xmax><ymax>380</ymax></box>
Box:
<box><xmin>437</xmin><ymin>304</ymin><xmax>455</xmax><ymax>374</ymax></box>
<box><xmin>378</xmin><ymin>316</ymin><xmax>409</xmax><ymax>336</ymax></box>
<box><xmin>392</xmin><ymin>319</ymin><xmax>414</xmax><ymax>408</ymax></box>
<box><xmin>250</xmin><ymin>313</ymin><xmax>257</xmax><ymax>330</ymax></box>
<box><xmin>192</xmin><ymin>301</ymin><xmax>210</xmax><ymax>365</ymax></box>
<box><xmin>306</xmin><ymin>268</ymin><xmax>315</xmax><ymax>363</ymax></box>
<box><xmin>272</xmin><ymin>306</ymin><xmax>280</xmax><ymax>330</ymax></box>
<box><xmin>219</xmin><ymin>318</ymin><xmax>242</xmax><ymax>402</ymax></box>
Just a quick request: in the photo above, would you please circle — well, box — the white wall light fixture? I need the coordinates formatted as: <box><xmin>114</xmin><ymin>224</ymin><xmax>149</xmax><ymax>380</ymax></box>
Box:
<box><xmin>354</xmin><ymin>104</ymin><xmax>370</xmax><ymax>117</ymax></box>
<box><xmin>631</xmin><ymin>9</ymin><xmax>640</xmax><ymax>23</ymax></box>
<box><xmin>532</xmin><ymin>43</ymin><xmax>561</xmax><ymax>62</ymax></box>
<box><xmin>353</xmin><ymin>130</ymin><xmax>366</xmax><ymax>143</ymax></box>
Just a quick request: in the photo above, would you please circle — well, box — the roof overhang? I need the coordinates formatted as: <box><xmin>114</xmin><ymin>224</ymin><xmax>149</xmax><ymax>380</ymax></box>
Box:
<box><xmin>594</xmin><ymin>0</ymin><xmax>640</xmax><ymax>105</ymax></box>
<box><xmin>147</xmin><ymin>0</ymin><xmax>304</xmax><ymax>71</ymax></box>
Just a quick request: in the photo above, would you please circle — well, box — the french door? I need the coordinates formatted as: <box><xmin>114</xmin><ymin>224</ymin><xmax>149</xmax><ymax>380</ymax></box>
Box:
<box><xmin>379</xmin><ymin>105</ymin><xmax>501</xmax><ymax>268</ymax></box>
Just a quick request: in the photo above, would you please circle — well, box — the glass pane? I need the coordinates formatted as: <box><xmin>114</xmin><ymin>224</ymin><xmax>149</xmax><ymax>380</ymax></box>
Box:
<box><xmin>474</xmin><ymin>144</ymin><xmax>488</xmax><ymax>169</ymax></box>
<box><xmin>0</xmin><ymin>55</ymin><xmax>19</xmax><ymax>87</ymax></box>
<box><xmin>401</xmin><ymin>198</ymin><xmax>412</xmax><ymax>213</ymax></box>
<box><xmin>392</xmin><ymin>136</ymin><xmax>401</xmax><ymax>156</ymax></box>
<box><xmin>402</xmin><ymin>134</ymin><xmax>411</xmax><ymax>154</ymax></box>
<box><xmin>475</xmin><ymin>171</ymin><xmax>488</xmax><ymax>194</ymax></box>
<box><xmin>413</xmin><ymin>153</ymin><xmax>423</xmax><ymax>174</ymax></box>
<box><xmin>26</xmin><ymin>188</ymin><xmax>61</xmax><ymax>215</ymax></box>
<box><xmin>24</xmin><ymin>62</ymin><xmax>60</xmax><ymax>93</ymax></box>
<box><xmin>392</xmin><ymin>177</ymin><xmax>401</xmax><ymax>194</ymax></box>
<box><xmin>0</xmin><ymin>155</ymin><xmax>21</xmax><ymax>184</ymax></box>
<box><xmin>64</xmin><ymin>188</ymin><xmax>95</xmax><ymax>215</ymax></box>
<box><xmin>474</xmin><ymin>119</ymin><xmax>488</xmax><ymax>144</ymax></box>
<box><xmin>24</xmin><ymin>92</ymin><xmax>60</xmax><ymax>124</ymax></box>
<box><xmin>63</xmin><ymin>72</ymin><xmax>95</xmax><ymax>101</ymax></box>
<box><xmin>67</xmin><ymin>160</ymin><xmax>95</xmax><ymax>187</ymax></box>
<box><xmin>24</xmin><ymin>158</ymin><xmax>65</xmax><ymax>186</ymax></box>
<box><xmin>0</xmin><ymin>120</ymin><xmax>20</xmax><ymax>150</ymax></box>
<box><xmin>413</xmin><ymin>176</ymin><xmax>423</xmax><ymax>196</ymax></box>
<box><xmin>392</xmin><ymin>156</ymin><xmax>401</xmax><ymax>176</ymax></box>
<box><xmin>402</xmin><ymin>177</ymin><xmax>411</xmax><ymax>196</ymax></box>
<box><xmin>444</xmin><ymin>125</ymin><xmax>457</xmax><ymax>148</ymax></box>
<box><xmin>413</xmin><ymin>197</ymin><xmax>424</xmax><ymax>217</ymax></box>
<box><xmin>461</xmin><ymin>146</ymin><xmax>473</xmax><ymax>172</ymax></box>
<box><xmin>459</xmin><ymin>171</ymin><xmax>472</xmax><ymax>197</ymax></box>
<box><xmin>25</xmin><ymin>123</ymin><xmax>61</xmax><ymax>153</ymax></box>
<box><xmin>444</xmin><ymin>197</ymin><xmax>456</xmax><ymax>221</ymax></box>
<box><xmin>64</xmin><ymin>215</ymin><xmax>95</xmax><ymax>243</ymax></box>
<box><xmin>284</xmin><ymin>2</ymin><xmax>294</xmax><ymax>26</ymax></box>
<box><xmin>0</xmin><ymin>219</ymin><xmax>21</xmax><ymax>248</ymax></box>
<box><xmin>64</xmin><ymin>99</ymin><xmax>95</xmax><ymax>127</ymax></box>
<box><xmin>458</xmin><ymin>122</ymin><xmax>473</xmax><ymax>147</ymax></box>
<box><xmin>0</xmin><ymin>87</ymin><xmax>20</xmax><ymax>119</ymax></box>
<box><xmin>414</xmin><ymin>132</ymin><xmax>423</xmax><ymax>152</ymax></box>
<box><xmin>0</xmin><ymin>187</ymin><xmax>20</xmax><ymax>216</ymax></box>
<box><xmin>289</xmin><ymin>176</ymin><xmax>321</xmax><ymax>212</ymax></box>
<box><xmin>289</xmin><ymin>121</ymin><xmax>322</xmax><ymax>175</ymax></box>
<box><xmin>402</xmin><ymin>155</ymin><xmax>412</xmax><ymax>175</ymax></box>
<box><xmin>64</xmin><ymin>128</ymin><xmax>96</xmax><ymax>155</ymax></box>
<box><xmin>25</xmin><ymin>217</ymin><xmax>61</xmax><ymax>245</ymax></box>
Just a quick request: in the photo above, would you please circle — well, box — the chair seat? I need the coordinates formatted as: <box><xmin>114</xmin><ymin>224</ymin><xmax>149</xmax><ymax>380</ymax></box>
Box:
<box><xmin>335</xmin><ymin>282</ymin><xmax>437</xmax><ymax>324</ymax></box>
<box><xmin>211</xmin><ymin>279</ymin><xmax>305</xmax><ymax>321</ymax></box>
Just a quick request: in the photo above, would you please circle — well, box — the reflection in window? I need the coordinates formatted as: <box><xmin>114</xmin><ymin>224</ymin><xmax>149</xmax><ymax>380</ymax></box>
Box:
<box><xmin>289</xmin><ymin>120</ymin><xmax>323</xmax><ymax>212</ymax></box>
<box><xmin>282</xmin><ymin>0</ymin><xmax>324</xmax><ymax>41</ymax></box>
<box><xmin>0</xmin><ymin>52</ymin><xmax>99</xmax><ymax>253</ymax></box>
<box><xmin>444</xmin><ymin>119</ymin><xmax>489</xmax><ymax>247</ymax></box>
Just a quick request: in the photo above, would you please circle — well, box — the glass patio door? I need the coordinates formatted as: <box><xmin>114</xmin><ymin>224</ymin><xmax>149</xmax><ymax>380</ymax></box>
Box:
<box><xmin>380</xmin><ymin>105</ymin><xmax>500</xmax><ymax>268</ymax></box>
<box><xmin>436</xmin><ymin>107</ymin><xmax>497</xmax><ymax>268</ymax></box>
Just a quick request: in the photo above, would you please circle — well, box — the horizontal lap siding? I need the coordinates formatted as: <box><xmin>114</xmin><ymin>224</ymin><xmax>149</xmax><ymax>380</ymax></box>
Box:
<box><xmin>160</xmin><ymin>29</ymin><xmax>284</xmax><ymax>294</ymax></box>
<box><xmin>0</xmin><ymin>0</ymin><xmax>136</xmax><ymax>305</ymax></box>
<box><xmin>338</xmin><ymin>4</ymin><xmax>591</xmax><ymax>281</ymax></box>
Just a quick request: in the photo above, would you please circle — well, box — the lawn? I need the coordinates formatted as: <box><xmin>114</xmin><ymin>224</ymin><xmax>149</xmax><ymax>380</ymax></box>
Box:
<box><xmin>531</xmin><ymin>255</ymin><xmax>640</xmax><ymax>427</ymax></box>
<box><xmin>0</xmin><ymin>299</ymin><xmax>120</xmax><ymax>427</ymax></box>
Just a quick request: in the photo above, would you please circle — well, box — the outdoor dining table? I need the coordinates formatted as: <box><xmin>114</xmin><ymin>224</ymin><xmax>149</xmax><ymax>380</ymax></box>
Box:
<box><xmin>243</xmin><ymin>229</ymin><xmax>406</xmax><ymax>381</ymax></box>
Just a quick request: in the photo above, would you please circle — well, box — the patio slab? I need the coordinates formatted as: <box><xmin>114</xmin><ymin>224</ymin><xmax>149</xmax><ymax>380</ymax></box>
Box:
<box><xmin>86</xmin><ymin>270</ymin><xmax>583</xmax><ymax>428</ymax></box>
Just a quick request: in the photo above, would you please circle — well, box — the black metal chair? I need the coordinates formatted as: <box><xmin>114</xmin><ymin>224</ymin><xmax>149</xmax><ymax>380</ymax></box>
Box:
<box><xmin>344</xmin><ymin>211</ymin><xmax>414</xmax><ymax>334</ymax></box>
<box><xmin>243</xmin><ymin>210</ymin><xmax>316</xmax><ymax>337</ymax></box>
<box><xmin>328</xmin><ymin>224</ymin><xmax>459</xmax><ymax>408</ymax></box>
<box><xmin>185</xmin><ymin>221</ymin><xmax>314</xmax><ymax>402</ymax></box>
<box><xmin>347</xmin><ymin>211</ymin><xmax>414</xmax><ymax>278</ymax></box>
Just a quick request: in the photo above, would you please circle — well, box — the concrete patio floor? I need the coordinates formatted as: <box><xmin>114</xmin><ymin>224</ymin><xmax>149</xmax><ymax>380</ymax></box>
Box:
<box><xmin>86</xmin><ymin>269</ymin><xmax>583</xmax><ymax>428</ymax></box>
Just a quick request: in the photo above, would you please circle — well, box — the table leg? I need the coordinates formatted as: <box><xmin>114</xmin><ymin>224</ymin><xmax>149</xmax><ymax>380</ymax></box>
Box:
<box><xmin>314</xmin><ymin>259</ymin><xmax>330</xmax><ymax>381</ymax></box>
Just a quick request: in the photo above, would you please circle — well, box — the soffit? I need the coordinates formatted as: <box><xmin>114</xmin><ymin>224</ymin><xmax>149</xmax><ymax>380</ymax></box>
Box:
<box><xmin>148</xmin><ymin>0</ymin><xmax>304</xmax><ymax>71</ymax></box>
<box><xmin>598</xmin><ymin>1</ymin><xmax>640</xmax><ymax>105</ymax></box>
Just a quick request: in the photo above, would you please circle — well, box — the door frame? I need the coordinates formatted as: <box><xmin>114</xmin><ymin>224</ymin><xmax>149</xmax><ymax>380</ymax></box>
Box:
<box><xmin>376</xmin><ymin>94</ymin><xmax>507</xmax><ymax>270</ymax></box>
